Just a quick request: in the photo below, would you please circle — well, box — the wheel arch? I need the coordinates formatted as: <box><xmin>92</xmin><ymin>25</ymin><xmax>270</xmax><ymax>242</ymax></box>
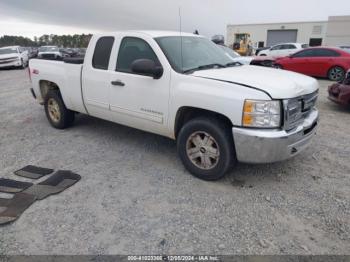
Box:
<box><xmin>328</xmin><ymin>64</ymin><xmax>345</xmax><ymax>72</ymax></box>
<box><xmin>174</xmin><ymin>106</ymin><xmax>233</xmax><ymax>139</ymax></box>
<box><xmin>39</xmin><ymin>80</ymin><xmax>61</xmax><ymax>102</ymax></box>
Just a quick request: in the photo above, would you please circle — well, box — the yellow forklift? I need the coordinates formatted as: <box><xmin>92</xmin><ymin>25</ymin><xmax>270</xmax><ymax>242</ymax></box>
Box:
<box><xmin>233</xmin><ymin>33</ymin><xmax>252</xmax><ymax>56</ymax></box>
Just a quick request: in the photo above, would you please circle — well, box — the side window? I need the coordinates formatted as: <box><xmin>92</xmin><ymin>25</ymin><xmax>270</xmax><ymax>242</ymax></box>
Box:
<box><xmin>116</xmin><ymin>37</ymin><xmax>159</xmax><ymax>73</ymax></box>
<box><xmin>313</xmin><ymin>49</ymin><xmax>340</xmax><ymax>57</ymax></box>
<box><xmin>292</xmin><ymin>49</ymin><xmax>315</xmax><ymax>58</ymax></box>
<box><xmin>92</xmin><ymin>37</ymin><xmax>115</xmax><ymax>70</ymax></box>
<box><xmin>286</xmin><ymin>44</ymin><xmax>297</xmax><ymax>49</ymax></box>
<box><xmin>271</xmin><ymin>45</ymin><xmax>282</xmax><ymax>51</ymax></box>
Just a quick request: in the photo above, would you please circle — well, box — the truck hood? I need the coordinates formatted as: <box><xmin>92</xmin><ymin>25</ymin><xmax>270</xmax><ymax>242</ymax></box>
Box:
<box><xmin>192</xmin><ymin>65</ymin><xmax>319</xmax><ymax>99</ymax></box>
<box><xmin>0</xmin><ymin>54</ymin><xmax>19</xmax><ymax>60</ymax></box>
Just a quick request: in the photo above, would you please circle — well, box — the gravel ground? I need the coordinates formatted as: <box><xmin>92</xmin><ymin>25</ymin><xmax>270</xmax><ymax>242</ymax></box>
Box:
<box><xmin>0</xmin><ymin>68</ymin><xmax>349</xmax><ymax>255</ymax></box>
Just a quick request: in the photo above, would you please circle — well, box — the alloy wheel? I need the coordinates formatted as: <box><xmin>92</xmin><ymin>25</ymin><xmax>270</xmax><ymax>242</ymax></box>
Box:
<box><xmin>329</xmin><ymin>67</ymin><xmax>345</xmax><ymax>81</ymax></box>
<box><xmin>186</xmin><ymin>131</ymin><xmax>220</xmax><ymax>170</ymax></box>
<box><xmin>47</xmin><ymin>98</ymin><xmax>61</xmax><ymax>123</ymax></box>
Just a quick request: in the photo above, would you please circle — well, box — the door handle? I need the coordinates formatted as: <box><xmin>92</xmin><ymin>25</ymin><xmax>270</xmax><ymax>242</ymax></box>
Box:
<box><xmin>111</xmin><ymin>80</ymin><xmax>125</xmax><ymax>86</ymax></box>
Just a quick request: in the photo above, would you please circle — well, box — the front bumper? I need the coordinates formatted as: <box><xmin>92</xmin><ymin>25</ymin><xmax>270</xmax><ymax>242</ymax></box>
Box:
<box><xmin>233</xmin><ymin>109</ymin><xmax>318</xmax><ymax>164</ymax></box>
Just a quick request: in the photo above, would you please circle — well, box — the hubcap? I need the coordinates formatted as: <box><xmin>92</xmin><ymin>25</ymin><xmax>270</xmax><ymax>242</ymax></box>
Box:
<box><xmin>47</xmin><ymin>98</ymin><xmax>61</xmax><ymax>123</ymax></box>
<box><xmin>186</xmin><ymin>131</ymin><xmax>220</xmax><ymax>170</ymax></box>
<box><xmin>330</xmin><ymin>67</ymin><xmax>344</xmax><ymax>81</ymax></box>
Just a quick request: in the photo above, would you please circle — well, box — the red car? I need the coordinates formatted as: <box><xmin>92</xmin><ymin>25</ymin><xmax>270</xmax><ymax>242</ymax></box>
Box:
<box><xmin>274</xmin><ymin>47</ymin><xmax>350</xmax><ymax>81</ymax></box>
<box><xmin>328</xmin><ymin>70</ymin><xmax>350</xmax><ymax>107</ymax></box>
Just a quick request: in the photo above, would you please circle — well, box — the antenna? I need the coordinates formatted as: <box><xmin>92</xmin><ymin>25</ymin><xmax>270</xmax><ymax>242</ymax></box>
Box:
<box><xmin>178</xmin><ymin>6</ymin><xmax>184</xmax><ymax>72</ymax></box>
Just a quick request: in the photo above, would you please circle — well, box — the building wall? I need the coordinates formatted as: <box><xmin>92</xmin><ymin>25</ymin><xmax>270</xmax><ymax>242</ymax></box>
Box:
<box><xmin>325</xmin><ymin>16</ymin><xmax>350</xmax><ymax>46</ymax></box>
<box><xmin>227</xmin><ymin>21</ymin><xmax>327</xmax><ymax>48</ymax></box>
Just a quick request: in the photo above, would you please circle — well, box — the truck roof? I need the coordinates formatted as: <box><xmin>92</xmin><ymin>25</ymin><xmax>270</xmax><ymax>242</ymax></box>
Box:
<box><xmin>95</xmin><ymin>30</ymin><xmax>201</xmax><ymax>38</ymax></box>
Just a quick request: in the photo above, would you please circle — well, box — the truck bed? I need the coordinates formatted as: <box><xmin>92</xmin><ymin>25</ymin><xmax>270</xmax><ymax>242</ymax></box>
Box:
<box><xmin>29</xmin><ymin>58</ymin><xmax>87</xmax><ymax>114</ymax></box>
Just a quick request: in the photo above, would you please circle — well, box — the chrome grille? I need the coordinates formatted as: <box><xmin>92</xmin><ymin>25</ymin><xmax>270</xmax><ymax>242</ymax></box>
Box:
<box><xmin>0</xmin><ymin>57</ymin><xmax>18</xmax><ymax>64</ymax></box>
<box><xmin>283</xmin><ymin>91</ymin><xmax>318</xmax><ymax>131</ymax></box>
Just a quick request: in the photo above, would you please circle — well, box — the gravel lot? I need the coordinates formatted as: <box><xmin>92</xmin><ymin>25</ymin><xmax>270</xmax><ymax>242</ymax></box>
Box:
<box><xmin>0</xmin><ymin>68</ymin><xmax>349</xmax><ymax>255</ymax></box>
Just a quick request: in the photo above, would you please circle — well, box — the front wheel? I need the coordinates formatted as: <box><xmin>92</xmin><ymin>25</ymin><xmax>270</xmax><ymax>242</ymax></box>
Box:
<box><xmin>328</xmin><ymin>66</ymin><xmax>345</xmax><ymax>82</ymax></box>
<box><xmin>177</xmin><ymin>117</ymin><xmax>236</xmax><ymax>180</ymax></box>
<box><xmin>44</xmin><ymin>90</ymin><xmax>75</xmax><ymax>129</ymax></box>
<box><xmin>273</xmin><ymin>64</ymin><xmax>283</xmax><ymax>69</ymax></box>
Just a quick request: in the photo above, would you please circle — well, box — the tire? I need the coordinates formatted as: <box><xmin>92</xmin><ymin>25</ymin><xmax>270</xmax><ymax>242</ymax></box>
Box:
<box><xmin>328</xmin><ymin>66</ymin><xmax>345</xmax><ymax>82</ymax></box>
<box><xmin>177</xmin><ymin>117</ymin><xmax>236</xmax><ymax>181</ymax></box>
<box><xmin>274</xmin><ymin>64</ymin><xmax>283</xmax><ymax>69</ymax></box>
<box><xmin>44</xmin><ymin>89</ymin><xmax>75</xmax><ymax>129</ymax></box>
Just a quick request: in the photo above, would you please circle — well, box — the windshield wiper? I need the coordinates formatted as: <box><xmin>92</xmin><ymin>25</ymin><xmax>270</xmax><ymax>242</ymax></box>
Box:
<box><xmin>183</xmin><ymin>63</ymin><xmax>226</xmax><ymax>74</ymax></box>
<box><xmin>225</xmin><ymin>61</ymin><xmax>243</xmax><ymax>67</ymax></box>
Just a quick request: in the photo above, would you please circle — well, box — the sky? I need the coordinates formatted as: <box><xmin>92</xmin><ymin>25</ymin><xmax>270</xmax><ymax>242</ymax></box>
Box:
<box><xmin>0</xmin><ymin>0</ymin><xmax>350</xmax><ymax>39</ymax></box>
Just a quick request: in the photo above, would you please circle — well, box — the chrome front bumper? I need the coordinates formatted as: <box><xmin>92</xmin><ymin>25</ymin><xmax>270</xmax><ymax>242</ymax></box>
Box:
<box><xmin>233</xmin><ymin>109</ymin><xmax>318</xmax><ymax>164</ymax></box>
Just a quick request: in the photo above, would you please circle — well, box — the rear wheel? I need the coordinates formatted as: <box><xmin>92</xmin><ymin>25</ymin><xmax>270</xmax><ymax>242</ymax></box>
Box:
<box><xmin>44</xmin><ymin>90</ymin><xmax>75</xmax><ymax>129</ymax></box>
<box><xmin>177</xmin><ymin>117</ymin><xmax>236</xmax><ymax>180</ymax></box>
<box><xmin>328</xmin><ymin>66</ymin><xmax>345</xmax><ymax>82</ymax></box>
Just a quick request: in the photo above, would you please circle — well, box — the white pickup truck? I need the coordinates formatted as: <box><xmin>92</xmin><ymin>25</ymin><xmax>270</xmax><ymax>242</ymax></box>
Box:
<box><xmin>0</xmin><ymin>46</ymin><xmax>29</xmax><ymax>69</ymax></box>
<box><xmin>29</xmin><ymin>31</ymin><xmax>319</xmax><ymax>180</ymax></box>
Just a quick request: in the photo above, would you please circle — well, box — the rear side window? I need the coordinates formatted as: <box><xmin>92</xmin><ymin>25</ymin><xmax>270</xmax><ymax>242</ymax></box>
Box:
<box><xmin>313</xmin><ymin>49</ymin><xmax>340</xmax><ymax>57</ymax></box>
<box><xmin>116</xmin><ymin>37</ymin><xmax>159</xmax><ymax>73</ymax></box>
<box><xmin>284</xmin><ymin>44</ymin><xmax>297</xmax><ymax>49</ymax></box>
<box><xmin>92</xmin><ymin>37</ymin><xmax>115</xmax><ymax>70</ymax></box>
<box><xmin>271</xmin><ymin>45</ymin><xmax>282</xmax><ymax>51</ymax></box>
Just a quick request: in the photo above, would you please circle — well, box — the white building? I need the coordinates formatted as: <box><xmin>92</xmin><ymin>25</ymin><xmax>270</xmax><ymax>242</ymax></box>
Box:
<box><xmin>226</xmin><ymin>15</ymin><xmax>350</xmax><ymax>48</ymax></box>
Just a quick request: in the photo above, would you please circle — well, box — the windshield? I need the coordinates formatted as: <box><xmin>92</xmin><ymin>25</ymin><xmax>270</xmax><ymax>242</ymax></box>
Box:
<box><xmin>218</xmin><ymin>45</ymin><xmax>241</xmax><ymax>59</ymax></box>
<box><xmin>0</xmin><ymin>47</ymin><xmax>18</xmax><ymax>55</ymax></box>
<box><xmin>155</xmin><ymin>36</ymin><xmax>236</xmax><ymax>73</ymax></box>
<box><xmin>39</xmin><ymin>46</ymin><xmax>59</xmax><ymax>52</ymax></box>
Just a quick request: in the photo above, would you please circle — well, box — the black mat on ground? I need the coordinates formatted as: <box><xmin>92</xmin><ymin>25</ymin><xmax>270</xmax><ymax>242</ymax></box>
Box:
<box><xmin>23</xmin><ymin>170</ymin><xmax>81</xmax><ymax>200</ymax></box>
<box><xmin>0</xmin><ymin>178</ymin><xmax>33</xmax><ymax>193</ymax></box>
<box><xmin>0</xmin><ymin>193</ymin><xmax>36</xmax><ymax>225</ymax></box>
<box><xmin>14</xmin><ymin>165</ymin><xmax>54</xmax><ymax>179</ymax></box>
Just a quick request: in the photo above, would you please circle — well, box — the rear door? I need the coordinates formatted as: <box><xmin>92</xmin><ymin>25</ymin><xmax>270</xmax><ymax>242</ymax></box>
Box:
<box><xmin>269</xmin><ymin>44</ymin><xmax>283</xmax><ymax>58</ymax></box>
<box><xmin>107</xmin><ymin>34</ymin><xmax>171</xmax><ymax>136</ymax></box>
<box><xmin>82</xmin><ymin>36</ymin><xmax>115</xmax><ymax>118</ymax></box>
<box><xmin>307</xmin><ymin>48</ymin><xmax>341</xmax><ymax>77</ymax></box>
<box><xmin>283</xmin><ymin>44</ymin><xmax>298</xmax><ymax>56</ymax></box>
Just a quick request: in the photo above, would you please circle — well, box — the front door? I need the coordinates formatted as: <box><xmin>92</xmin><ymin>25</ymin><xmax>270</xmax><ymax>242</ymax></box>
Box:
<box><xmin>285</xmin><ymin>49</ymin><xmax>315</xmax><ymax>75</ymax></box>
<box><xmin>108</xmin><ymin>36</ymin><xmax>171</xmax><ymax>135</ymax></box>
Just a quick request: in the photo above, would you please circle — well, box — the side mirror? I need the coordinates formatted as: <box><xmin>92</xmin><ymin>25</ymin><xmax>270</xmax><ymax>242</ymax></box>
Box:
<box><xmin>131</xmin><ymin>59</ymin><xmax>163</xmax><ymax>79</ymax></box>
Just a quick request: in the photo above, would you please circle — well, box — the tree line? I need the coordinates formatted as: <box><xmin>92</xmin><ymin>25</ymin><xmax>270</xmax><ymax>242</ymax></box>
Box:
<box><xmin>0</xmin><ymin>34</ymin><xmax>92</xmax><ymax>48</ymax></box>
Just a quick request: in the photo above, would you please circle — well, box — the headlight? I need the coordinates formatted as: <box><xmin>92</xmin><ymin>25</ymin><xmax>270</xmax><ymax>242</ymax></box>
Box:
<box><xmin>242</xmin><ymin>100</ymin><xmax>281</xmax><ymax>128</ymax></box>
